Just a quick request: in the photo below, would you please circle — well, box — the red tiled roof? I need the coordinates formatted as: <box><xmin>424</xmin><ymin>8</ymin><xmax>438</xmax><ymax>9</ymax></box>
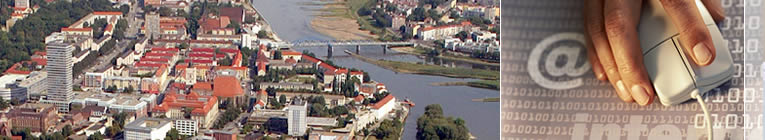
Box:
<box><xmin>192</xmin><ymin>47</ymin><xmax>215</xmax><ymax>52</ymax></box>
<box><xmin>3</xmin><ymin>63</ymin><xmax>31</xmax><ymax>75</ymax></box>
<box><xmin>285</xmin><ymin>58</ymin><xmax>297</xmax><ymax>64</ymax></box>
<box><xmin>140</xmin><ymin>57</ymin><xmax>169</xmax><ymax>62</ymax></box>
<box><xmin>302</xmin><ymin>54</ymin><xmax>320</xmax><ymax>63</ymax></box>
<box><xmin>213</xmin><ymin>76</ymin><xmax>243</xmax><ymax>98</ymax></box>
<box><xmin>151</xmin><ymin>47</ymin><xmax>180</xmax><ymax>52</ymax></box>
<box><xmin>218</xmin><ymin>48</ymin><xmax>239</xmax><ymax>54</ymax></box>
<box><xmin>372</xmin><ymin>94</ymin><xmax>394</xmax><ymax>109</ymax></box>
<box><xmin>350</xmin><ymin>71</ymin><xmax>363</xmax><ymax>75</ymax></box>
<box><xmin>256</xmin><ymin>100</ymin><xmax>265</xmax><ymax>106</ymax></box>
<box><xmin>105</xmin><ymin>24</ymin><xmax>114</xmax><ymax>31</ymax></box>
<box><xmin>257</xmin><ymin>63</ymin><xmax>266</xmax><ymax>72</ymax></box>
<box><xmin>193</xmin><ymin>82</ymin><xmax>213</xmax><ymax>91</ymax></box>
<box><xmin>354</xmin><ymin>95</ymin><xmax>365</xmax><ymax>102</ymax></box>
<box><xmin>319</xmin><ymin>63</ymin><xmax>336</xmax><ymax>71</ymax></box>
<box><xmin>153</xmin><ymin>93</ymin><xmax>218</xmax><ymax>115</ymax></box>
<box><xmin>335</xmin><ymin>68</ymin><xmax>348</xmax><ymax>74</ymax></box>
<box><xmin>258</xmin><ymin>89</ymin><xmax>267</xmax><ymax>96</ymax></box>
<box><xmin>215</xmin><ymin>66</ymin><xmax>247</xmax><ymax>71</ymax></box>
<box><xmin>145</xmin><ymin>52</ymin><xmax>175</xmax><ymax>57</ymax></box>
<box><xmin>281</xmin><ymin>51</ymin><xmax>302</xmax><ymax>56</ymax></box>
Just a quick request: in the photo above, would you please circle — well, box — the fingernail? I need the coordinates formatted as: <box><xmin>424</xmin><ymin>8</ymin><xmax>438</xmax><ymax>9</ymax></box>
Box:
<box><xmin>631</xmin><ymin>85</ymin><xmax>650</xmax><ymax>105</ymax></box>
<box><xmin>596</xmin><ymin>73</ymin><xmax>605</xmax><ymax>80</ymax></box>
<box><xmin>616</xmin><ymin>80</ymin><xmax>631</xmax><ymax>101</ymax></box>
<box><xmin>693</xmin><ymin>43</ymin><xmax>712</xmax><ymax>64</ymax></box>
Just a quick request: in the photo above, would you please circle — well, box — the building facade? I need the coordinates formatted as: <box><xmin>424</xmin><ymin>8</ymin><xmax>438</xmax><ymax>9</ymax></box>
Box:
<box><xmin>7</xmin><ymin>104</ymin><xmax>58</xmax><ymax>132</ymax></box>
<box><xmin>45</xmin><ymin>41</ymin><xmax>75</xmax><ymax>112</ymax></box>
<box><xmin>287</xmin><ymin>99</ymin><xmax>307</xmax><ymax>136</ymax></box>
<box><xmin>124</xmin><ymin>117</ymin><xmax>173</xmax><ymax>140</ymax></box>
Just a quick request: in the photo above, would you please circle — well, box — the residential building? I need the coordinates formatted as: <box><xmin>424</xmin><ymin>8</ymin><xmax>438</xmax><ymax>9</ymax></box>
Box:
<box><xmin>45</xmin><ymin>41</ymin><xmax>75</xmax><ymax>113</ymax></box>
<box><xmin>0</xmin><ymin>74</ymin><xmax>28</xmax><ymax>102</ymax></box>
<box><xmin>417</xmin><ymin>21</ymin><xmax>472</xmax><ymax>40</ymax></box>
<box><xmin>7</xmin><ymin>104</ymin><xmax>58</xmax><ymax>132</ymax></box>
<box><xmin>152</xmin><ymin>92</ymin><xmax>219</xmax><ymax>128</ymax></box>
<box><xmin>124</xmin><ymin>117</ymin><xmax>173</xmax><ymax>140</ymax></box>
<box><xmin>19</xmin><ymin>71</ymin><xmax>46</xmax><ymax>99</ymax></box>
<box><xmin>288</xmin><ymin>98</ymin><xmax>307</xmax><ymax>136</ymax></box>
<box><xmin>371</xmin><ymin>94</ymin><xmax>396</xmax><ymax>120</ymax></box>
<box><xmin>174</xmin><ymin>119</ymin><xmax>198</xmax><ymax>136</ymax></box>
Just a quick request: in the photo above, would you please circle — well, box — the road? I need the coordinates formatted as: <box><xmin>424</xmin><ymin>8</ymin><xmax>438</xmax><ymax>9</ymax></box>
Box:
<box><xmin>73</xmin><ymin>3</ymin><xmax>144</xmax><ymax>86</ymax></box>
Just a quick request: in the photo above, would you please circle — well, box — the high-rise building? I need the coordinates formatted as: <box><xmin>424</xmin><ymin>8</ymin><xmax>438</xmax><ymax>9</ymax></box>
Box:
<box><xmin>45</xmin><ymin>41</ymin><xmax>74</xmax><ymax>113</ymax></box>
<box><xmin>287</xmin><ymin>98</ymin><xmax>307</xmax><ymax>136</ymax></box>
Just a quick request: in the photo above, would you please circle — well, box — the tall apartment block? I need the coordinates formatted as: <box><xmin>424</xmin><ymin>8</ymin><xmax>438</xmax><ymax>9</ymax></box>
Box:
<box><xmin>288</xmin><ymin>98</ymin><xmax>307</xmax><ymax>136</ymax></box>
<box><xmin>44</xmin><ymin>41</ymin><xmax>74</xmax><ymax>113</ymax></box>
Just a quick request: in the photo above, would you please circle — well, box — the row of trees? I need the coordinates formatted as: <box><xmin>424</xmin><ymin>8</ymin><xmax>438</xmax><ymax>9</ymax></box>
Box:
<box><xmin>11</xmin><ymin>125</ymin><xmax>73</xmax><ymax>140</ymax></box>
<box><xmin>213</xmin><ymin>98</ymin><xmax>242</xmax><ymax>129</ymax></box>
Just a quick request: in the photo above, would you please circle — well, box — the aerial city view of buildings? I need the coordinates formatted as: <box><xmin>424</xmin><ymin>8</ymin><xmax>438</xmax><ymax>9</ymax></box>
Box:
<box><xmin>0</xmin><ymin>0</ymin><xmax>499</xmax><ymax>139</ymax></box>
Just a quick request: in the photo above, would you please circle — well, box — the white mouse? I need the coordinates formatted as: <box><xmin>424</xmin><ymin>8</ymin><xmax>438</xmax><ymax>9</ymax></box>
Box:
<box><xmin>639</xmin><ymin>0</ymin><xmax>734</xmax><ymax>106</ymax></box>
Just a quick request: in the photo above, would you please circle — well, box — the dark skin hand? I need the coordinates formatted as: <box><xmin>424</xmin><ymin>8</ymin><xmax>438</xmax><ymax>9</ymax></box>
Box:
<box><xmin>583</xmin><ymin>0</ymin><xmax>725</xmax><ymax>106</ymax></box>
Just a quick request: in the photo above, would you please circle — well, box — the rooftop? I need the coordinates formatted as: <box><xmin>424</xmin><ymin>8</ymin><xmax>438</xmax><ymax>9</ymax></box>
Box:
<box><xmin>213</xmin><ymin>76</ymin><xmax>244</xmax><ymax>98</ymax></box>
<box><xmin>124</xmin><ymin>117</ymin><xmax>172</xmax><ymax>133</ymax></box>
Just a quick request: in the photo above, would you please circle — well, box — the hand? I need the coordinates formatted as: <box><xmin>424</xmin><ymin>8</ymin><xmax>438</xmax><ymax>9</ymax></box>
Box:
<box><xmin>582</xmin><ymin>0</ymin><xmax>725</xmax><ymax>106</ymax></box>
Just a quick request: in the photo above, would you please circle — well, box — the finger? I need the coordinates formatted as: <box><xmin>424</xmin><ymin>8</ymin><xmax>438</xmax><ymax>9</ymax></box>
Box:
<box><xmin>586</xmin><ymin>41</ymin><xmax>607</xmax><ymax>81</ymax></box>
<box><xmin>584</xmin><ymin>0</ymin><xmax>633</xmax><ymax>102</ymax></box>
<box><xmin>660</xmin><ymin>0</ymin><xmax>716</xmax><ymax>66</ymax></box>
<box><xmin>701</xmin><ymin>0</ymin><xmax>725</xmax><ymax>22</ymax></box>
<box><xmin>604</xmin><ymin>0</ymin><xmax>654</xmax><ymax>105</ymax></box>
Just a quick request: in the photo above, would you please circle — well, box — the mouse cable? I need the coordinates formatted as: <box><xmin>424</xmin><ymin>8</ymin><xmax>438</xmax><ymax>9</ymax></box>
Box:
<box><xmin>692</xmin><ymin>92</ymin><xmax>712</xmax><ymax>140</ymax></box>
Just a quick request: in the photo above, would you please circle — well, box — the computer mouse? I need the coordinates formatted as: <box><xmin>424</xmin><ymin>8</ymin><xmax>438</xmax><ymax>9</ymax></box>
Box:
<box><xmin>638</xmin><ymin>0</ymin><xmax>734</xmax><ymax>106</ymax></box>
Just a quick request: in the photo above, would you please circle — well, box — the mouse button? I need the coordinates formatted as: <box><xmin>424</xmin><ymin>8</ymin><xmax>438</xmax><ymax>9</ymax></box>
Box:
<box><xmin>694</xmin><ymin>0</ymin><xmax>716</xmax><ymax>26</ymax></box>
<box><xmin>692</xmin><ymin>25</ymin><xmax>734</xmax><ymax>86</ymax></box>
<box><xmin>643</xmin><ymin>40</ymin><xmax>696</xmax><ymax>102</ymax></box>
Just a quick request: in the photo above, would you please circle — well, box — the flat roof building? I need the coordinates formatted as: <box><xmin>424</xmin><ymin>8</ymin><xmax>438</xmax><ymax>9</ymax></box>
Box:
<box><xmin>124</xmin><ymin>117</ymin><xmax>173</xmax><ymax>140</ymax></box>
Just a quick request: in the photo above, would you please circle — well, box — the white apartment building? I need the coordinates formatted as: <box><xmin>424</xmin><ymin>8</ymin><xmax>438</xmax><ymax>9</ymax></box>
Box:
<box><xmin>288</xmin><ymin>99</ymin><xmax>308</xmax><ymax>136</ymax></box>
<box><xmin>174</xmin><ymin>119</ymin><xmax>199</xmax><ymax>136</ymax></box>
<box><xmin>125</xmin><ymin>117</ymin><xmax>173</xmax><ymax>140</ymax></box>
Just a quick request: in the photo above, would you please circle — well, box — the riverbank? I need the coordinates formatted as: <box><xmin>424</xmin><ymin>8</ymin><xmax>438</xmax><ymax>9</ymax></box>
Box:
<box><xmin>391</xmin><ymin>46</ymin><xmax>500</xmax><ymax>67</ymax></box>
<box><xmin>471</xmin><ymin>97</ymin><xmax>499</xmax><ymax>102</ymax></box>
<box><xmin>242</xmin><ymin>0</ymin><xmax>283</xmax><ymax>41</ymax></box>
<box><xmin>431</xmin><ymin>80</ymin><xmax>499</xmax><ymax>90</ymax></box>
<box><xmin>305</xmin><ymin>0</ymin><xmax>377</xmax><ymax>40</ymax></box>
<box><xmin>344</xmin><ymin>50</ymin><xmax>499</xmax><ymax>80</ymax></box>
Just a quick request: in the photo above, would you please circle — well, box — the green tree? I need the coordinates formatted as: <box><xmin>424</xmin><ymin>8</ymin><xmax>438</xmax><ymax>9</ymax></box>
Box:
<box><xmin>62</xmin><ymin>125</ymin><xmax>73</xmax><ymax>137</ymax></box>
<box><xmin>165</xmin><ymin>128</ymin><xmax>180</xmax><ymax>140</ymax></box>
<box><xmin>416</xmin><ymin>104</ymin><xmax>470</xmax><ymax>140</ymax></box>
<box><xmin>119</xmin><ymin>5</ymin><xmax>130</xmax><ymax>14</ymax></box>
<box><xmin>272</xmin><ymin>50</ymin><xmax>282</xmax><ymax>60</ymax></box>
<box><xmin>455</xmin><ymin>31</ymin><xmax>469</xmax><ymax>41</ymax></box>
<box><xmin>87</xmin><ymin>132</ymin><xmax>104</xmax><ymax>140</ymax></box>
<box><xmin>279</xmin><ymin>95</ymin><xmax>287</xmax><ymax>104</ymax></box>
<box><xmin>257</xmin><ymin>30</ymin><xmax>268</xmax><ymax>38</ymax></box>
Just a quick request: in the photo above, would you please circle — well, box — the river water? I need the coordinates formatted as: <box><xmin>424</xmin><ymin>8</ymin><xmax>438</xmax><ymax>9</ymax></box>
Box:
<box><xmin>251</xmin><ymin>0</ymin><xmax>500</xmax><ymax>139</ymax></box>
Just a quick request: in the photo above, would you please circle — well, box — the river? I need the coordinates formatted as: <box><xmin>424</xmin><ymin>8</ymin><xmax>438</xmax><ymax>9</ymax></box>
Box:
<box><xmin>250</xmin><ymin>0</ymin><xmax>500</xmax><ymax>139</ymax></box>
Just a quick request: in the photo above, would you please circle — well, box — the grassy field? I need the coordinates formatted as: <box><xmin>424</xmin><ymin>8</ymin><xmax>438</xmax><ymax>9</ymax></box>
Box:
<box><xmin>347</xmin><ymin>50</ymin><xmax>499</xmax><ymax>80</ymax></box>
<box><xmin>430</xmin><ymin>80</ymin><xmax>499</xmax><ymax>90</ymax></box>
<box><xmin>467</xmin><ymin>80</ymin><xmax>499</xmax><ymax>90</ymax></box>
<box><xmin>391</xmin><ymin>47</ymin><xmax>500</xmax><ymax>67</ymax></box>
